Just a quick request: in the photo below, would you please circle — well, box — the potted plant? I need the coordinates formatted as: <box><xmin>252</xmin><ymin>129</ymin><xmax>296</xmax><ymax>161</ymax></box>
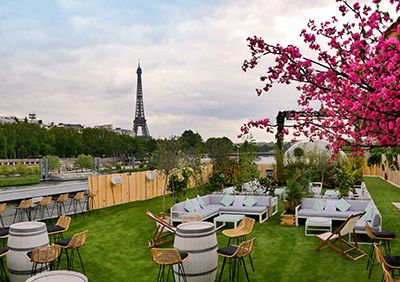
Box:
<box><xmin>280</xmin><ymin>167</ymin><xmax>308</xmax><ymax>226</ymax></box>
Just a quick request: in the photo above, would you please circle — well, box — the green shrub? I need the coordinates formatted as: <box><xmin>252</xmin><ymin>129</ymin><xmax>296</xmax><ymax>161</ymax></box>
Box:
<box><xmin>0</xmin><ymin>165</ymin><xmax>14</xmax><ymax>176</ymax></box>
<box><xmin>15</xmin><ymin>163</ymin><xmax>29</xmax><ymax>175</ymax></box>
<box><xmin>0</xmin><ymin>175</ymin><xmax>40</xmax><ymax>187</ymax></box>
<box><xmin>44</xmin><ymin>155</ymin><xmax>61</xmax><ymax>172</ymax></box>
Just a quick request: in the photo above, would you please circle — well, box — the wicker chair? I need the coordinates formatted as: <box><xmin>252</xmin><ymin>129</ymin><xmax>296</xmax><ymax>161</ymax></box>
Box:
<box><xmin>383</xmin><ymin>263</ymin><xmax>400</xmax><ymax>282</ymax></box>
<box><xmin>47</xmin><ymin>216</ymin><xmax>71</xmax><ymax>243</ymax></box>
<box><xmin>55</xmin><ymin>230</ymin><xmax>88</xmax><ymax>275</ymax></box>
<box><xmin>12</xmin><ymin>199</ymin><xmax>33</xmax><ymax>223</ymax></box>
<box><xmin>374</xmin><ymin>243</ymin><xmax>400</xmax><ymax>281</ymax></box>
<box><xmin>0</xmin><ymin>247</ymin><xmax>9</xmax><ymax>281</ymax></box>
<box><xmin>0</xmin><ymin>203</ymin><xmax>6</xmax><ymax>227</ymax></box>
<box><xmin>68</xmin><ymin>192</ymin><xmax>85</xmax><ymax>215</ymax></box>
<box><xmin>181</xmin><ymin>213</ymin><xmax>203</xmax><ymax>223</ymax></box>
<box><xmin>217</xmin><ymin>238</ymin><xmax>256</xmax><ymax>282</ymax></box>
<box><xmin>151</xmin><ymin>248</ymin><xmax>190</xmax><ymax>282</ymax></box>
<box><xmin>33</xmin><ymin>196</ymin><xmax>53</xmax><ymax>220</ymax></box>
<box><xmin>26</xmin><ymin>245</ymin><xmax>61</xmax><ymax>276</ymax></box>
<box><xmin>51</xmin><ymin>194</ymin><xmax>69</xmax><ymax>217</ymax></box>
<box><xmin>366</xmin><ymin>223</ymin><xmax>396</xmax><ymax>278</ymax></box>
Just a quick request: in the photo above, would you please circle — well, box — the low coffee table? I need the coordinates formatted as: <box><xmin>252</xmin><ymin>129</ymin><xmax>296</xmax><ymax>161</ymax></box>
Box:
<box><xmin>305</xmin><ymin>217</ymin><xmax>332</xmax><ymax>236</ymax></box>
<box><xmin>213</xmin><ymin>214</ymin><xmax>244</xmax><ymax>230</ymax></box>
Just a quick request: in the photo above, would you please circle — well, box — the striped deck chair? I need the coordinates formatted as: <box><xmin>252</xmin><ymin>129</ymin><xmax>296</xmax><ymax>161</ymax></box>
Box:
<box><xmin>146</xmin><ymin>211</ymin><xmax>176</xmax><ymax>248</ymax></box>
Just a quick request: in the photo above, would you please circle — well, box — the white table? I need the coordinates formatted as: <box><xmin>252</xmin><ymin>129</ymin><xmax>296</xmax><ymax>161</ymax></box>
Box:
<box><xmin>213</xmin><ymin>214</ymin><xmax>244</xmax><ymax>230</ymax></box>
<box><xmin>26</xmin><ymin>270</ymin><xmax>88</xmax><ymax>282</ymax></box>
<box><xmin>305</xmin><ymin>217</ymin><xmax>332</xmax><ymax>236</ymax></box>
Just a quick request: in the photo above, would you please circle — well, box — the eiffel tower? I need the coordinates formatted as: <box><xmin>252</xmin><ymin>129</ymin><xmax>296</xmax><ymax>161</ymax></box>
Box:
<box><xmin>133</xmin><ymin>61</ymin><xmax>151</xmax><ymax>138</ymax></box>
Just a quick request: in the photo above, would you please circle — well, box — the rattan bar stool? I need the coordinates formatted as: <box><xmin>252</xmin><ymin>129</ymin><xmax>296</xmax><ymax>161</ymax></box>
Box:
<box><xmin>0</xmin><ymin>203</ymin><xmax>6</xmax><ymax>227</ymax></box>
<box><xmin>0</xmin><ymin>224</ymin><xmax>9</xmax><ymax>248</ymax></box>
<box><xmin>33</xmin><ymin>196</ymin><xmax>53</xmax><ymax>221</ymax></box>
<box><xmin>85</xmin><ymin>191</ymin><xmax>96</xmax><ymax>215</ymax></box>
<box><xmin>26</xmin><ymin>245</ymin><xmax>61</xmax><ymax>276</ymax></box>
<box><xmin>222</xmin><ymin>217</ymin><xmax>255</xmax><ymax>271</ymax></box>
<box><xmin>374</xmin><ymin>243</ymin><xmax>400</xmax><ymax>281</ymax></box>
<box><xmin>0</xmin><ymin>247</ymin><xmax>9</xmax><ymax>281</ymax></box>
<box><xmin>217</xmin><ymin>238</ymin><xmax>256</xmax><ymax>282</ymax></box>
<box><xmin>47</xmin><ymin>215</ymin><xmax>71</xmax><ymax>243</ymax></box>
<box><xmin>68</xmin><ymin>192</ymin><xmax>85</xmax><ymax>216</ymax></box>
<box><xmin>51</xmin><ymin>194</ymin><xmax>69</xmax><ymax>217</ymax></box>
<box><xmin>151</xmin><ymin>248</ymin><xmax>190</xmax><ymax>282</ymax></box>
<box><xmin>55</xmin><ymin>230</ymin><xmax>88</xmax><ymax>275</ymax></box>
<box><xmin>181</xmin><ymin>213</ymin><xmax>203</xmax><ymax>223</ymax></box>
<box><xmin>383</xmin><ymin>262</ymin><xmax>400</xmax><ymax>282</ymax></box>
<box><xmin>12</xmin><ymin>199</ymin><xmax>33</xmax><ymax>223</ymax></box>
<box><xmin>366</xmin><ymin>223</ymin><xmax>396</xmax><ymax>278</ymax></box>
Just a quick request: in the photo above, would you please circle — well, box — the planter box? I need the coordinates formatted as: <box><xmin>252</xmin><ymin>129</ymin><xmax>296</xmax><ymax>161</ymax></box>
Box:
<box><xmin>268</xmin><ymin>207</ymin><xmax>274</xmax><ymax>217</ymax></box>
<box><xmin>280</xmin><ymin>211</ymin><xmax>296</xmax><ymax>226</ymax></box>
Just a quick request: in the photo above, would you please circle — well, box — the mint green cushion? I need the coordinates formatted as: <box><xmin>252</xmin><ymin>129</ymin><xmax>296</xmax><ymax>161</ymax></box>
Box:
<box><xmin>197</xmin><ymin>195</ymin><xmax>205</xmax><ymax>209</ymax></box>
<box><xmin>243</xmin><ymin>196</ymin><xmax>257</xmax><ymax>207</ymax></box>
<box><xmin>312</xmin><ymin>199</ymin><xmax>325</xmax><ymax>211</ymax></box>
<box><xmin>184</xmin><ymin>198</ymin><xmax>196</xmax><ymax>213</ymax></box>
<box><xmin>336</xmin><ymin>199</ymin><xmax>351</xmax><ymax>212</ymax></box>
<box><xmin>220</xmin><ymin>194</ymin><xmax>234</xmax><ymax>206</ymax></box>
<box><xmin>361</xmin><ymin>204</ymin><xmax>373</xmax><ymax>221</ymax></box>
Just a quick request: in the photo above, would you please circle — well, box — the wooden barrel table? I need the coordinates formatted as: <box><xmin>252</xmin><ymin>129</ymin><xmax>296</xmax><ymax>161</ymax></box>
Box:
<box><xmin>26</xmin><ymin>270</ymin><xmax>88</xmax><ymax>282</ymax></box>
<box><xmin>174</xmin><ymin>222</ymin><xmax>218</xmax><ymax>282</ymax></box>
<box><xmin>7</xmin><ymin>222</ymin><xmax>50</xmax><ymax>282</ymax></box>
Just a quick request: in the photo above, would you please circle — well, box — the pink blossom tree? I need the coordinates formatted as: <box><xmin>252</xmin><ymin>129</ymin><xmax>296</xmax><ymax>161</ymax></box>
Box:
<box><xmin>241</xmin><ymin>0</ymin><xmax>400</xmax><ymax>155</ymax></box>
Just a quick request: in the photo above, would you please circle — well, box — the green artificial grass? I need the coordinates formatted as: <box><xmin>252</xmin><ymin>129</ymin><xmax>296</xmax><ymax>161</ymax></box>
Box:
<box><xmin>63</xmin><ymin>176</ymin><xmax>400</xmax><ymax>281</ymax></box>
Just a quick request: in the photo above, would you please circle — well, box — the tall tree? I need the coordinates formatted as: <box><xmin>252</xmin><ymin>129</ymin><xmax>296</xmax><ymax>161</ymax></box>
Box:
<box><xmin>205</xmin><ymin>137</ymin><xmax>234</xmax><ymax>172</ymax></box>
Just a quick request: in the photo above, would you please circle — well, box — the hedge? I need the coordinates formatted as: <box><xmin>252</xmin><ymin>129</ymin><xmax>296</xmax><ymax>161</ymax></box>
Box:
<box><xmin>0</xmin><ymin>175</ymin><xmax>40</xmax><ymax>187</ymax></box>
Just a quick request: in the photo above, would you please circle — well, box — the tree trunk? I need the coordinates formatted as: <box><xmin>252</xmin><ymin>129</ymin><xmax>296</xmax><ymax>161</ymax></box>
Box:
<box><xmin>162</xmin><ymin>171</ymin><xmax>169</xmax><ymax>213</ymax></box>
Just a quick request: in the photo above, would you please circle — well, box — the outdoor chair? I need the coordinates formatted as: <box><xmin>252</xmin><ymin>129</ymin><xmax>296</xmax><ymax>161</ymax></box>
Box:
<box><xmin>0</xmin><ymin>247</ymin><xmax>9</xmax><ymax>281</ymax></box>
<box><xmin>55</xmin><ymin>230</ymin><xmax>88</xmax><ymax>275</ymax></box>
<box><xmin>309</xmin><ymin>182</ymin><xmax>322</xmax><ymax>197</ymax></box>
<box><xmin>151</xmin><ymin>248</ymin><xmax>190</xmax><ymax>282</ymax></box>
<box><xmin>222</xmin><ymin>217</ymin><xmax>256</xmax><ymax>271</ymax></box>
<box><xmin>274</xmin><ymin>188</ymin><xmax>286</xmax><ymax>200</ymax></box>
<box><xmin>383</xmin><ymin>263</ymin><xmax>400</xmax><ymax>282</ymax></box>
<box><xmin>366</xmin><ymin>222</ymin><xmax>396</xmax><ymax>278</ymax></box>
<box><xmin>33</xmin><ymin>196</ymin><xmax>53</xmax><ymax>221</ymax></box>
<box><xmin>374</xmin><ymin>244</ymin><xmax>400</xmax><ymax>281</ymax></box>
<box><xmin>146</xmin><ymin>211</ymin><xmax>176</xmax><ymax>248</ymax></box>
<box><xmin>0</xmin><ymin>203</ymin><xmax>6</xmax><ymax>227</ymax></box>
<box><xmin>0</xmin><ymin>224</ymin><xmax>9</xmax><ymax>248</ymax></box>
<box><xmin>217</xmin><ymin>237</ymin><xmax>256</xmax><ymax>282</ymax></box>
<box><xmin>47</xmin><ymin>215</ymin><xmax>71</xmax><ymax>243</ymax></box>
<box><xmin>316</xmin><ymin>212</ymin><xmax>367</xmax><ymax>260</ymax></box>
<box><xmin>181</xmin><ymin>213</ymin><xmax>203</xmax><ymax>223</ymax></box>
<box><xmin>26</xmin><ymin>244</ymin><xmax>61</xmax><ymax>276</ymax></box>
<box><xmin>51</xmin><ymin>193</ymin><xmax>69</xmax><ymax>217</ymax></box>
<box><xmin>12</xmin><ymin>199</ymin><xmax>33</xmax><ymax>223</ymax></box>
<box><xmin>68</xmin><ymin>191</ymin><xmax>85</xmax><ymax>216</ymax></box>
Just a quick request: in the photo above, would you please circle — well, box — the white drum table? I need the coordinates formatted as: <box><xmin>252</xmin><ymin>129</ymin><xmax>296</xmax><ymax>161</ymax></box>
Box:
<box><xmin>26</xmin><ymin>270</ymin><xmax>88</xmax><ymax>282</ymax></box>
<box><xmin>305</xmin><ymin>217</ymin><xmax>332</xmax><ymax>236</ymax></box>
<box><xmin>213</xmin><ymin>214</ymin><xmax>244</xmax><ymax>231</ymax></box>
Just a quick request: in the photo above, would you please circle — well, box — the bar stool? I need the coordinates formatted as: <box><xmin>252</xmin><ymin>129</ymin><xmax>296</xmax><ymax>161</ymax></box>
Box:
<box><xmin>0</xmin><ymin>247</ymin><xmax>9</xmax><ymax>281</ymax></box>
<box><xmin>12</xmin><ymin>199</ymin><xmax>33</xmax><ymax>223</ymax></box>
<box><xmin>222</xmin><ymin>217</ymin><xmax>255</xmax><ymax>271</ymax></box>
<box><xmin>366</xmin><ymin>223</ymin><xmax>396</xmax><ymax>278</ymax></box>
<box><xmin>374</xmin><ymin>244</ymin><xmax>400</xmax><ymax>281</ymax></box>
<box><xmin>0</xmin><ymin>225</ymin><xmax>9</xmax><ymax>248</ymax></box>
<box><xmin>68</xmin><ymin>192</ymin><xmax>85</xmax><ymax>216</ymax></box>
<box><xmin>85</xmin><ymin>191</ymin><xmax>96</xmax><ymax>214</ymax></box>
<box><xmin>151</xmin><ymin>248</ymin><xmax>189</xmax><ymax>282</ymax></box>
<box><xmin>47</xmin><ymin>216</ymin><xmax>71</xmax><ymax>243</ymax></box>
<box><xmin>55</xmin><ymin>230</ymin><xmax>88</xmax><ymax>275</ymax></box>
<box><xmin>0</xmin><ymin>203</ymin><xmax>6</xmax><ymax>227</ymax></box>
<box><xmin>26</xmin><ymin>245</ymin><xmax>61</xmax><ymax>276</ymax></box>
<box><xmin>34</xmin><ymin>196</ymin><xmax>53</xmax><ymax>221</ymax></box>
<box><xmin>217</xmin><ymin>238</ymin><xmax>256</xmax><ymax>282</ymax></box>
<box><xmin>51</xmin><ymin>194</ymin><xmax>69</xmax><ymax>217</ymax></box>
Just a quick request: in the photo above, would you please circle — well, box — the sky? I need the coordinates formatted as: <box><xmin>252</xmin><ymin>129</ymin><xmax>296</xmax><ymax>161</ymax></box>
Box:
<box><xmin>0</xmin><ymin>0</ymin><xmax>357</xmax><ymax>142</ymax></box>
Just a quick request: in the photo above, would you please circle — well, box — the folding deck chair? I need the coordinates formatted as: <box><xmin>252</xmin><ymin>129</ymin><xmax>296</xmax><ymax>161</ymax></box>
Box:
<box><xmin>316</xmin><ymin>212</ymin><xmax>367</xmax><ymax>260</ymax></box>
<box><xmin>146</xmin><ymin>211</ymin><xmax>176</xmax><ymax>248</ymax></box>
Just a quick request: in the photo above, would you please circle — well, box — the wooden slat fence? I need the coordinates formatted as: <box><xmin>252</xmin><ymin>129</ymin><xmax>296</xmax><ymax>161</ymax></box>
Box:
<box><xmin>363</xmin><ymin>165</ymin><xmax>400</xmax><ymax>188</ymax></box>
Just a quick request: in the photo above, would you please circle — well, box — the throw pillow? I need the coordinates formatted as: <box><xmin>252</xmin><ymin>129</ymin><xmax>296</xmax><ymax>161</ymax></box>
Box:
<box><xmin>184</xmin><ymin>198</ymin><xmax>196</xmax><ymax>213</ymax></box>
<box><xmin>312</xmin><ymin>199</ymin><xmax>325</xmax><ymax>211</ymax></box>
<box><xmin>220</xmin><ymin>194</ymin><xmax>234</xmax><ymax>206</ymax></box>
<box><xmin>361</xmin><ymin>203</ymin><xmax>373</xmax><ymax>221</ymax></box>
<box><xmin>243</xmin><ymin>196</ymin><xmax>257</xmax><ymax>207</ymax></box>
<box><xmin>336</xmin><ymin>198</ymin><xmax>351</xmax><ymax>212</ymax></box>
<box><xmin>193</xmin><ymin>199</ymin><xmax>202</xmax><ymax>212</ymax></box>
<box><xmin>197</xmin><ymin>195</ymin><xmax>205</xmax><ymax>209</ymax></box>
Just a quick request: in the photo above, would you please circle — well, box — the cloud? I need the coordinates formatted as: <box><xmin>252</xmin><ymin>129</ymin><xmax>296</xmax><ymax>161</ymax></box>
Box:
<box><xmin>0</xmin><ymin>0</ymin><xmax>352</xmax><ymax>142</ymax></box>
